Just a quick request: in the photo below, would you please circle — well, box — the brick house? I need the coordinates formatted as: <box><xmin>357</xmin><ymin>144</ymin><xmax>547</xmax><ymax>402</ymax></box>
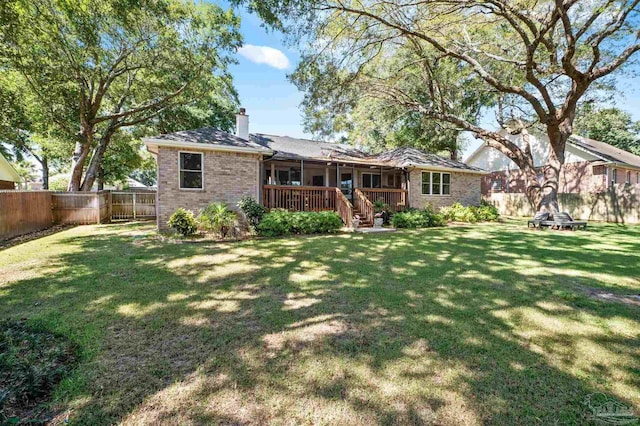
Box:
<box><xmin>143</xmin><ymin>109</ymin><xmax>486</xmax><ymax>230</ymax></box>
<box><xmin>465</xmin><ymin>129</ymin><xmax>640</xmax><ymax>196</ymax></box>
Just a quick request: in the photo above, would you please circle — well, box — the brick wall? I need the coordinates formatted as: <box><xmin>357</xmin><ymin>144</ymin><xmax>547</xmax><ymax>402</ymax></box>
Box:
<box><xmin>408</xmin><ymin>169</ymin><xmax>481</xmax><ymax>209</ymax></box>
<box><xmin>481</xmin><ymin>161</ymin><xmax>610</xmax><ymax>196</ymax></box>
<box><xmin>157</xmin><ymin>147</ymin><xmax>261</xmax><ymax>230</ymax></box>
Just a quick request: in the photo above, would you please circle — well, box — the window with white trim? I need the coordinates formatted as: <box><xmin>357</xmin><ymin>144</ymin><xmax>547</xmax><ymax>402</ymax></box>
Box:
<box><xmin>612</xmin><ymin>168</ymin><xmax>618</xmax><ymax>184</ymax></box>
<box><xmin>179</xmin><ymin>152</ymin><xmax>203</xmax><ymax>189</ymax></box>
<box><xmin>626</xmin><ymin>171</ymin><xmax>631</xmax><ymax>184</ymax></box>
<box><xmin>421</xmin><ymin>172</ymin><xmax>451</xmax><ymax>195</ymax></box>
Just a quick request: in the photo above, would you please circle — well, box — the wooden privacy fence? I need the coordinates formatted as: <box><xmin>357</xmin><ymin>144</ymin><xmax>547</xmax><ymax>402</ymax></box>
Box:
<box><xmin>0</xmin><ymin>191</ymin><xmax>54</xmax><ymax>240</ymax></box>
<box><xmin>1</xmin><ymin>190</ymin><xmax>157</xmax><ymax>241</ymax></box>
<box><xmin>111</xmin><ymin>191</ymin><xmax>157</xmax><ymax>220</ymax></box>
<box><xmin>52</xmin><ymin>192</ymin><xmax>110</xmax><ymax>225</ymax></box>
<box><xmin>487</xmin><ymin>184</ymin><xmax>640</xmax><ymax>224</ymax></box>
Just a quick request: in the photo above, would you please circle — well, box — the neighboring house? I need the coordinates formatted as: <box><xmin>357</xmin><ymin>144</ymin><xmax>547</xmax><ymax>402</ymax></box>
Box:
<box><xmin>0</xmin><ymin>152</ymin><xmax>22</xmax><ymax>190</ymax></box>
<box><xmin>466</xmin><ymin>129</ymin><xmax>640</xmax><ymax>195</ymax></box>
<box><xmin>143</xmin><ymin>109</ymin><xmax>486</xmax><ymax>229</ymax></box>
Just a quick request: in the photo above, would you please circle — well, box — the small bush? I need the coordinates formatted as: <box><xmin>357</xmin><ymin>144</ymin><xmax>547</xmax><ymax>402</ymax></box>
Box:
<box><xmin>198</xmin><ymin>203</ymin><xmax>237</xmax><ymax>238</ymax></box>
<box><xmin>440</xmin><ymin>202</ymin><xmax>499</xmax><ymax>223</ymax></box>
<box><xmin>237</xmin><ymin>196</ymin><xmax>266</xmax><ymax>230</ymax></box>
<box><xmin>391</xmin><ymin>206</ymin><xmax>445</xmax><ymax>228</ymax></box>
<box><xmin>168</xmin><ymin>208</ymin><xmax>198</xmax><ymax>236</ymax></box>
<box><xmin>0</xmin><ymin>320</ymin><xmax>78</xmax><ymax>424</ymax></box>
<box><xmin>257</xmin><ymin>210</ymin><xmax>343</xmax><ymax>237</ymax></box>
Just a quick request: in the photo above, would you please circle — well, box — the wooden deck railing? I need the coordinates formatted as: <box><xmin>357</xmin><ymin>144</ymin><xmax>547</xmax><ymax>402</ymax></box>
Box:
<box><xmin>263</xmin><ymin>185</ymin><xmax>336</xmax><ymax>212</ymax></box>
<box><xmin>335</xmin><ymin>188</ymin><xmax>353</xmax><ymax>227</ymax></box>
<box><xmin>354</xmin><ymin>189</ymin><xmax>374</xmax><ymax>223</ymax></box>
<box><xmin>360</xmin><ymin>188</ymin><xmax>407</xmax><ymax>211</ymax></box>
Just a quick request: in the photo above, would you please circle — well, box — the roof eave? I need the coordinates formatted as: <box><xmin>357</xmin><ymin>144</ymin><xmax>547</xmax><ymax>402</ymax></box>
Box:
<box><xmin>408</xmin><ymin>164</ymin><xmax>488</xmax><ymax>174</ymax></box>
<box><xmin>143</xmin><ymin>137</ymin><xmax>272</xmax><ymax>155</ymax></box>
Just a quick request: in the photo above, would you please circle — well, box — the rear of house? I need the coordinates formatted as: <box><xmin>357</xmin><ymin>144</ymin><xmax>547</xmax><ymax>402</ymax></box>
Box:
<box><xmin>144</xmin><ymin>110</ymin><xmax>486</xmax><ymax>230</ymax></box>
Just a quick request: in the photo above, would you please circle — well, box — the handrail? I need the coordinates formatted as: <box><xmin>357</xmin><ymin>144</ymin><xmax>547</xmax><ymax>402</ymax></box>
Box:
<box><xmin>335</xmin><ymin>188</ymin><xmax>353</xmax><ymax>227</ymax></box>
<box><xmin>359</xmin><ymin>188</ymin><xmax>407</xmax><ymax>211</ymax></box>
<box><xmin>354</xmin><ymin>188</ymin><xmax>375</xmax><ymax>223</ymax></box>
<box><xmin>263</xmin><ymin>185</ymin><xmax>336</xmax><ymax>211</ymax></box>
<box><xmin>359</xmin><ymin>188</ymin><xmax>407</xmax><ymax>193</ymax></box>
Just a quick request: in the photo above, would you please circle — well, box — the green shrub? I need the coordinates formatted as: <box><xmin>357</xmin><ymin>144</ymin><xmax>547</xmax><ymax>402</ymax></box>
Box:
<box><xmin>440</xmin><ymin>202</ymin><xmax>499</xmax><ymax>223</ymax></box>
<box><xmin>167</xmin><ymin>208</ymin><xmax>198</xmax><ymax>236</ymax></box>
<box><xmin>0</xmin><ymin>320</ymin><xmax>78</xmax><ymax>424</ymax></box>
<box><xmin>391</xmin><ymin>206</ymin><xmax>445</xmax><ymax>228</ymax></box>
<box><xmin>198</xmin><ymin>203</ymin><xmax>237</xmax><ymax>238</ymax></box>
<box><xmin>257</xmin><ymin>210</ymin><xmax>343</xmax><ymax>237</ymax></box>
<box><xmin>237</xmin><ymin>196</ymin><xmax>266</xmax><ymax>230</ymax></box>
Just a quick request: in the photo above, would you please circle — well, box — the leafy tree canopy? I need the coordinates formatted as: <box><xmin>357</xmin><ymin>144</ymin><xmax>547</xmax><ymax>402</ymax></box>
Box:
<box><xmin>575</xmin><ymin>105</ymin><xmax>640</xmax><ymax>155</ymax></box>
<box><xmin>1</xmin><ymin>0</ymin><xmax>242</xmax><ymax>190</ymax></box>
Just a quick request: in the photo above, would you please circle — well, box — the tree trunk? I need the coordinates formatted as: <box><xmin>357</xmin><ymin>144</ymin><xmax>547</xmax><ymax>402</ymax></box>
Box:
<box><xmin>537</xmin><ymin>123</ymin><xmax>569</xmax><ymax>213</ymax></box>
<box><xmin>68</xmin><ymin>129</ymin><xmax>93</xmax><ymax>191</ymax></box>
<box><xmin>41</xmin><ymin>156</ymin><xmax>49</xmax><ymax>190</ymax></box>
<box><xmin>81</xmin><ymin>130</ymin><xmax>114</xmax><ymax>191</ymax></box>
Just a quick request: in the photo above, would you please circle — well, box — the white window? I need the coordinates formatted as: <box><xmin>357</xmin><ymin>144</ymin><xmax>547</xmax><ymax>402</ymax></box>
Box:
<box><xmin>362</xmin><ymin>173</ymin><xmax>381</xmax><ymax>188</ymax></box>
<box><xmin>626</xmin><ymin>171</ymin><xmax>631</xmax><ymax>184</ymax></box>
<box><xmin>421</xmin><ymin>172</ymin><xmax>451</xmax><ymax>195</ymax></box>
<box><xmin>612</xmin><ymin>168</ymin><xmax>618</xmax><ymax>184</ymax></box>
<box><xmin>179</xmin><ymin>152</ymin><xmax>203</xmax><ymax>189</ymax></box>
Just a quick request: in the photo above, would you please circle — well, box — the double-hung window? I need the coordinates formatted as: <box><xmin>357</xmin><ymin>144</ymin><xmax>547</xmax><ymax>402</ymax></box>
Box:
<box><xmin>179</xmin><ymin>152</ymin><xmax>203</xmax><ymax>189</ymax></box>
<box><xmin>421</xmin><ymin>172</ymin><xmax>451</xmax><ymax>195</ymax></box>
<box><xmin>362</xmin><ymin>173</ymin><xmax>381</xmax><ymax>188</ymax></box>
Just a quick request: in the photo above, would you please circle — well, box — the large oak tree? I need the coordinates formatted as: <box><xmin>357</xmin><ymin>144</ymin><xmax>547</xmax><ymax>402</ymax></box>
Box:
<box><xmin>1</xmin><ymin>0</ymin><xmax>241</xmax><ymax>191</ymax></box>
<box><xmin>246</xmin><ymin>0</ymin><xmax>640</xmax><ymax>211</ymax></box>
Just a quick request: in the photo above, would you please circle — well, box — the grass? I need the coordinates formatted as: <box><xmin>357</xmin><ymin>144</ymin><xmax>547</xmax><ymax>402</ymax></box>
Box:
<box><xmin>0</xmin><ymin>219</ymin><xmax>638</xmax><ymax>425</ymax></box>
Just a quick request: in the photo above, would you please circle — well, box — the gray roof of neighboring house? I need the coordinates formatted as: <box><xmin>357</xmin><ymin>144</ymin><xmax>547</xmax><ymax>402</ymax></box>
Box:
<box><xmin>373</xmin><ymin>147</ymin><xmax>485</xmax><ymax>172</ymax></box>
<box><xmin>570</xmin><ymin>135</ymin><xmax>640</xmax><ymax>169</ymax></box>
<box><xmin>149</xmin><ymin>127</ymin><xmax>271</xmax><ymax>152</ymax></box>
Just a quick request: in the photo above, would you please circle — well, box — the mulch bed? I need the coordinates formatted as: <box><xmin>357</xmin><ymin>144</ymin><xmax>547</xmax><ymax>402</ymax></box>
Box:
<box><xmin>0</xmin><ymin>225</ymin><xmax>74</xmax><ymax>251</ymax></box>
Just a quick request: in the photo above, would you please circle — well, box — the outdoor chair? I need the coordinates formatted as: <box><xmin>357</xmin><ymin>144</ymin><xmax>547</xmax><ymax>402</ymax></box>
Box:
<box><xmin>539</xmin><ymin>212</ymin><xmax>588</xmax><ymax>231</ymax></box>
<box><xmin>527</xmin><ymin>211</ymin><xmax>550</xmax><ymax>228</ymax></box>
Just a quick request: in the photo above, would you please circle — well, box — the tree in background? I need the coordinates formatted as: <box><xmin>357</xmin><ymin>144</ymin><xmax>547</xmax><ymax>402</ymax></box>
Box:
<box><xmin>1</xmin><ymin>0</ymin><xmax>242</xmax><ymax>191</ymax></box>
<box><xmin>0</xmin><ymin>71</ymin><xmax>71</xmax><ymax>189</ymax></box>
<box><xmin>575</xmin><ymin>105</ymin><xmax>640</xmax><ymax>155</ymax></box>
<box><xmin>242</xmin><ymin>0</ymin><xmax>640</xmax><ymax>212</ymax></box>
<box><xmin>292</xmin><ymin>45</ymin><xmax>493</xmax><ymax>160</ymax></box>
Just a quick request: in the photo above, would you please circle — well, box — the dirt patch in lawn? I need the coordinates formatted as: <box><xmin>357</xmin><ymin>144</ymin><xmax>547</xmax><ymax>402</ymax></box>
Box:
<box><xmin>580</xmin><ymin>286</ymin><xmax>640</xmax><ymax>307</ymax></box>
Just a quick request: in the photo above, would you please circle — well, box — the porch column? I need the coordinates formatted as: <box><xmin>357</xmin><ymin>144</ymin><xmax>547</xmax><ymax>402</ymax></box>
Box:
<box><xmin>301</xmin><ymin>160</ymin><xmax>305</xmax><ymax>186</ymax></box>
<box><xmin>271</xmin><ymin>162</ymin><xmax>275</xmax><ymax>185</ymax></box>
<box><xmin>352</xmin><ymin>165</ymin><xmax>357</xmax><ymax>189</ymax></box>
<box><xmin>325</xmin><ymin>167</ymin><xmax>330</xmax><ymax>187</ymax></box>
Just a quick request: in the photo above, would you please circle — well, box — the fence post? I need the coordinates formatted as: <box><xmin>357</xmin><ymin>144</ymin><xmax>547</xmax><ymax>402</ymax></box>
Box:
<box><xmin>133</xmin><ymin>192</ymin><xmax>137</xmax><ymax>220</ymax></box>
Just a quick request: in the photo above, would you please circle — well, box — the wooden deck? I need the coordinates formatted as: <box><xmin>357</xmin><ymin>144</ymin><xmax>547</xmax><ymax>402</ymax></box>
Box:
<box><xmin>262</xmin><ymin>185</ymin><xmax>407</xmax><ymax>227</ymax></box>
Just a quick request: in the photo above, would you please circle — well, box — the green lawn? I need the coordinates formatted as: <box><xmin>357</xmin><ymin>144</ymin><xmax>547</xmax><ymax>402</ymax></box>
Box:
<box><xmin>1</xmin><ymin>220</ymin><xmax>639</xmax><ymax>425</ymax></box>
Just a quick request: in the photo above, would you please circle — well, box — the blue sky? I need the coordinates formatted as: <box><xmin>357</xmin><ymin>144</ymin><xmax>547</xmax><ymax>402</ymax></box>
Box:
<box><xmin>226</xmin><ymin>4</ymin><xmax>640</xmax><ymax>158</ymax></box>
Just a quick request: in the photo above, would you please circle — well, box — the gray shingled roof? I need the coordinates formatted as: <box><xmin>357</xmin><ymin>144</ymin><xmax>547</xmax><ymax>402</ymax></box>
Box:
<box><xmin>148</xmin><ymin>128</ymin><xmax>485</xmax><ymax>172</ymax></box>
<box><xmin>151</xmin><ymin>127</ymin><xmax>270</xmax><ymax>152</ymax></box>
<box><xmin>373</xmin><ymin>147</ymin><xmax>485</xmax><ymax>172</ymax></box>
<box><xmin>570</xmin><ymin>135</ymin><xmax>640</xmax><ymax>169</ymax></box>
<box><xmin>251</xmin><ymin>133</ymin><xmax>369</xmax><ymax>162</ymax></box>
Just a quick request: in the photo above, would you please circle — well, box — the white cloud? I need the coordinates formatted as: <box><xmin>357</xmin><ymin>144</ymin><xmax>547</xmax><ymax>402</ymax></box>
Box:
<box><xmin>238</xmin><ymin>44</ymin><xmax>290</xmax><ymax>70</ymax></box>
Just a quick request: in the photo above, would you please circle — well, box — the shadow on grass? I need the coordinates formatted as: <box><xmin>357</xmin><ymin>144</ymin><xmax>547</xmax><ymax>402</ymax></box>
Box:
<box><xmin>0</xmin><ymin>221</ymin><xmax>639</xmax><ymax>424</ymax></box>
